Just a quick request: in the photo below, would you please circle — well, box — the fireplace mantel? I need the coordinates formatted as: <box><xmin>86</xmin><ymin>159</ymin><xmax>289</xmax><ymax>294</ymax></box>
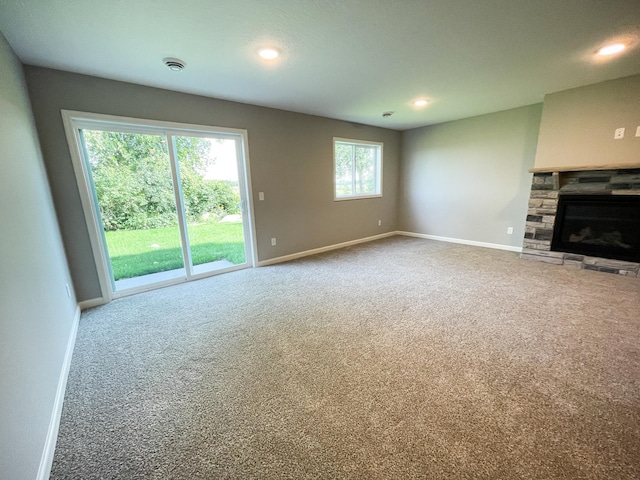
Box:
<box><xmin>529</xmin><ymin>162</ymin><xmax>640</xmax><ymax>173</ymax></box>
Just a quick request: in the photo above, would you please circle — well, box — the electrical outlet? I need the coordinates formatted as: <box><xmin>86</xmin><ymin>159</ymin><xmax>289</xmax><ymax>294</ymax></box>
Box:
<box><xmin>636</xmin><ymin>126</ymin><xmax>640</xmax><ymax>137</ymax></box>
<box><xmin>614</xmin><ymin>127</ymin><xmax>625</xmax><ymax>139</ymax></box>
<box><xmin>507</xmin><ymin>227</ymin><xmax>514</xmax><ymax>235</ymax></box>
<box><xmin>271</xmin><ymin>238</ymin><xmax>276</xmax><ymax>246</ymax></box>
<box><xmin>259</xmin><ymin>192</ymin><xmax>264</xmax><ymax>201</ymax></box>
<box><xmin>378</xmin><ymin>220</ymin><xmax>382</xmax><ymax>226</ymax></box>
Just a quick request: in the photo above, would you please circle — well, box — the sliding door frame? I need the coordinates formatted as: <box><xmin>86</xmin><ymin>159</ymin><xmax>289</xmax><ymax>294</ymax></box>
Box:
<box><xmin>62</xmin><ymin>110</ymin><xmax>257</xmax><ymax>303</ymax></box>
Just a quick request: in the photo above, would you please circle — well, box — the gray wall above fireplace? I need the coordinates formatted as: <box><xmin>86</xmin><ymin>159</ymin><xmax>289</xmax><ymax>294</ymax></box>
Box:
<box><xmin>534</xmin><ymin>74</ymin><xmax>640</xmax><ymax>172</ymax></box>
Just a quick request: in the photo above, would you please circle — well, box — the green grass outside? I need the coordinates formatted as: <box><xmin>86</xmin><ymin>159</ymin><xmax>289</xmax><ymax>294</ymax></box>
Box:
<box><xmin>105</xmin><ymin>221</ymin><xmax>245</xmax><ymax>280</ymax></box>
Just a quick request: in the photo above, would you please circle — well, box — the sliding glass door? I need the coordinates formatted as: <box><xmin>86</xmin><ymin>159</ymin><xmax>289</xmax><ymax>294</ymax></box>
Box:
<box><xmin>173</xmin><ymin>135</ymin><xmax>248</xmax><ymax>277</ymax></box>
<box><xmin>82</xmin><ymin>129</ymin><xmax>186</xmax><ymax>289</ymax></box>
<box><xmin>64</xmin><ymin>112</ymin><xmax>255</xmax><ymax>299</ymax></box>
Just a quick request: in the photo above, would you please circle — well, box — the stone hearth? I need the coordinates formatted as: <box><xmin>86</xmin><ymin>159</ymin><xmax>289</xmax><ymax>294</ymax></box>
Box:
<box><xmin>521</xmin><ymin>168</ymin><xmax>640</xmax><ymax>277</ymax></box>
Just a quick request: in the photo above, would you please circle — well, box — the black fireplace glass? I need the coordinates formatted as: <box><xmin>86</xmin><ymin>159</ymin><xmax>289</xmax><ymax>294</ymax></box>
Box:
<box><xmin>551</xmin><ymin>195</ymin><xmax>640</xmax><ymax>262</ymax></box>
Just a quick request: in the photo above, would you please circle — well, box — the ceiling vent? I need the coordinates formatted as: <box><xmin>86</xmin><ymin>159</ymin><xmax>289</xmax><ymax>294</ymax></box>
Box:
<box><xmin>163</xmin><ymin>57</ymin><xmax>186</xmax><ymax>71</ymax></box>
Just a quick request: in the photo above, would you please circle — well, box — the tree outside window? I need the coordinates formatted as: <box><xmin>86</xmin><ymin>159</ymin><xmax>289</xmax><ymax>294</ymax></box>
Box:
<box><xmin>334</xmin><ymin>139</ymin><xmax>382</xmax><ymax>200</ymax></box>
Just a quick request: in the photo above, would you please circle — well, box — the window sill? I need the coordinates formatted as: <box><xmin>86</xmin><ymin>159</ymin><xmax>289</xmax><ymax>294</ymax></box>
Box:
<box><xmin>334</xmin><ymin>194</ymin><xmax>383</xmax><ymax>201</ymax></box>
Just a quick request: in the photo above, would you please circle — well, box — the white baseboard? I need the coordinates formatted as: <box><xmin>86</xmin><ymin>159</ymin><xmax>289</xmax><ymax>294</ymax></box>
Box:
<box><xmin>396</xmin><ymin>231</ymin><xmax>523</xmax><ymax>253</ymax></box>
<box><xmin>37</xmin><ymin>306</ymin><xmax>81</xmax><ymax>480</ymax></box>
<box><xmin>78</xmin><ymin>297</ymin><xmax>106</xmax><ymax>310</ymax></box>
<box><xmin>257</xmin><ymin>231</ymin><xmax>522</xmax><ymax>267</ymax></box>
<box><xmin>257</xmin><ymin>232</ymin><xmax>396</xmax><ymax>266</ymax></box>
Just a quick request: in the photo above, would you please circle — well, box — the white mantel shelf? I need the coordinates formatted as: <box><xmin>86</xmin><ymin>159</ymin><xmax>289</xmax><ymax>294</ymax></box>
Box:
<box><xmin>529</xmin><ymin>163</ymin><xmax>640</xmax><ymax>173</ymax></box>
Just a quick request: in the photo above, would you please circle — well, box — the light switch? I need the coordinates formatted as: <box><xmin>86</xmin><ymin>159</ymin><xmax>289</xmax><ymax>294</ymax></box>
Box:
<box><xmin>614</xmin><ymin>127</ymin><xmax>625</xmax><ymax>139</ymax></box>
<box><xmin>259</xmin><ymin>192</ymin><xmax>264</xmax><ymax>201</ymax></box>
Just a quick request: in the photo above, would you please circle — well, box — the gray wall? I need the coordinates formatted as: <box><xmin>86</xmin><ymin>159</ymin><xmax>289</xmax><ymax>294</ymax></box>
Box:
<box><xmin>24</xmin><ymin>67</ymin><xmax>400</xmax><ymax>302</ymax></box>
<box><xmin>0</xmin><ymin>35</ymin><xmax>77</xmax><ymax>480</ymax></box>
<box><xmin>399</xmin><ymin>105</ymin><xmax>542</xmax><ymax>247</ymax></box>
<box><xmin>534</xmin><ymin>74</ymin><xmax>640</xmax><ymax>170</ymax></box>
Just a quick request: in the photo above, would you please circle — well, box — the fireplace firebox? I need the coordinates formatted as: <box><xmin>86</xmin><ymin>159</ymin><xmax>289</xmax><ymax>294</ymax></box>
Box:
<box><xmin>551</xmin><ymin>195</ymin><xmax>640</xmax><ymax>263</ymax></box>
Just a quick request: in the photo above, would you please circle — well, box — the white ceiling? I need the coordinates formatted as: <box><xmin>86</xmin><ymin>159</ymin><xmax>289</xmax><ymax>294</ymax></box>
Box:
<box><xmin>1</xmin><ymin>0</ymin><xmax>639</xmax><ymax>130</ymax></box>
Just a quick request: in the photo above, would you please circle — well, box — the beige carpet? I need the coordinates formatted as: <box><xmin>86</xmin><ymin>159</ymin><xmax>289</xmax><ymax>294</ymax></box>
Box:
<box><xmin>51</xmin><ymin>236</ymin><xmax>640</xmax><ymax>479</ymax></box>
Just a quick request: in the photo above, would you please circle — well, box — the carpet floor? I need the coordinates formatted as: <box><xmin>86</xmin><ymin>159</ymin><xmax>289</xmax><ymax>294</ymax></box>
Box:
<box><xmin>50</xmin><ymin>236</ymin><xmax>640</xmax><ymax>479</ymax></box>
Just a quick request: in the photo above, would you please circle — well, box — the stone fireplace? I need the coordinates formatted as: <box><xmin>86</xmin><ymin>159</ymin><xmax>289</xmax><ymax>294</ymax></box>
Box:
<box><xmin>521</xmin><ymin>168</ymin><xmax>640</xmax><ymax>277</ymax></box>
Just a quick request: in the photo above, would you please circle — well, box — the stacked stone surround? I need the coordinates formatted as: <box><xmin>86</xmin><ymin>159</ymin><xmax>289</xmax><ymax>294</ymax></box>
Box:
<box><xmin>521</xmin><ymin>168</ymin><xmax>640</xmax><ymax>277</ymax></box>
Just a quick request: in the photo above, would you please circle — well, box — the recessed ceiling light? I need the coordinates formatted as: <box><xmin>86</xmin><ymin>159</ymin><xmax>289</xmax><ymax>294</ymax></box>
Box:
<box><xmin>597</xmin><ymin>43</ymin><xmax>626</xmax><ymax>56</ymax></box>
<box><xmin>414</xmin><ymin>99</ymin><xmax>429</xmax><ymax>107</ymax></box>
<box><xmin>163</xmin><ymin>57</ymin><xmax>186</xmax><ymax>71</ymax></box>
<box><xmin>258</xmin><ymin>48</ymin><xmax>279</xmax><ymax>60</ymax></box>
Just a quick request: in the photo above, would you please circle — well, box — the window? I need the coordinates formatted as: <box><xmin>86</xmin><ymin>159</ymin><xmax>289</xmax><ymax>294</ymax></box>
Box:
<box><xmin>334</xmin><ymin>138</ymin><xmax>382</xmax><ymax>200</ymax></box>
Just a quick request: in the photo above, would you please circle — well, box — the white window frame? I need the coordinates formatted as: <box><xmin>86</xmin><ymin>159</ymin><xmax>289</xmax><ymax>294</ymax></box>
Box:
<box><xmin>333</xmin><ymin>137</ymin><xmax>383</xmax><ymax>201</ymax></box>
